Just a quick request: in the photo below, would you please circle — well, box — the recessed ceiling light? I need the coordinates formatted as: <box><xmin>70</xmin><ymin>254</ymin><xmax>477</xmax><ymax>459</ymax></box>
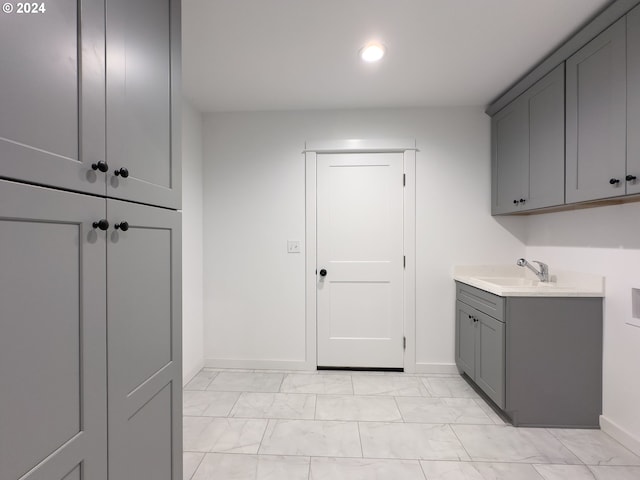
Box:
<box><xmin>360</xmin><ymin>43</ymin><xmax>385</xmax><ymax>63</ymax></box>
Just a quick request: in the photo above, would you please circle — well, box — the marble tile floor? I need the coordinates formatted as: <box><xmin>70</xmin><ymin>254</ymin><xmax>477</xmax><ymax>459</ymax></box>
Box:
<box><xmin>183</xmin><ymin>368</ymin><xmax>640</xmax><ymax>479</ymax></box>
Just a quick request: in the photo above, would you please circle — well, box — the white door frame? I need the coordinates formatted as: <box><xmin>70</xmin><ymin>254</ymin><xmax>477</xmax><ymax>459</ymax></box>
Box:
<box><xmin>304</xmin><ymin>139</ymin><xmax>417</xmax><ymax>372</ymax></box>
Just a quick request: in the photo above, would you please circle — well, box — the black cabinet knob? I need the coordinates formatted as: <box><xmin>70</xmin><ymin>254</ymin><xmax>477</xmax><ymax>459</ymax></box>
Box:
<box><xmin>114</xmin><ymin>221</ymin><xmax>129</xmax><ymax>232</ymax></box>
<box><xmin>319</xmin><ymin>269</ymin><xmax>327</xmax><ymax>277</ymax></box>
<box><xmin>91</xmin><ymin>161</ymin><xmax>109</xmax><ymax>173</ymax></box>
<box><xmin>92</xmin><ymin>219</ymin><xmax>109</xmax><ymax>231</ymax></box>
<box><xmin>513</xmin><ymin>200</ymin><xmax>518</xmax><ymax>205</ymax></box>
<box><xmin>519</xmin><ymin>198</ymin><xmax>526</xmax><ymax>204</ymax></box>
<box><xmin>609</xmin><ymin>178</ymin><xmax>620</xmax><ymax>185</ymax></box>
<box><xmin>114</xmin><ymin>167</ymin><xmax>129</xmax><ymax>178</ymax></box>
<box><xmin>626</xmin><ymin>174</ymin><xmax>637</xmax><ymax>182</ymax></box>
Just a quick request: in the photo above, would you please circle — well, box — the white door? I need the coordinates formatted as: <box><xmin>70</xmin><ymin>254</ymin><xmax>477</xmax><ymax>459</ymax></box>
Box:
<box><xmin>316</xmin><ymin>152</ymin><xmax>404</xmax><ymax>368</ymax></box>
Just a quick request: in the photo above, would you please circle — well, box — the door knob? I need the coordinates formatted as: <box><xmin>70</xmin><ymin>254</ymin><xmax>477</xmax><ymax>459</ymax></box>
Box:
<box><xmin>114</xmin><ymin>167</ymin><xmax>129</xmax><ymax>178</ymax></box>
<box><xmin>609</xmin><ymin>178</ymin><xmax>620</xmax><ymax>185</ymax></box>
<box><xmin>626</xmin><ymin>174</ymin><xmax>637</xmax><ymax>182</ymax></box>
<box><xmin>91</xmin><ymin>161</ymin><xmax>109</xmax><ymax>173</ymax></box>
<box><xmin>92</xmin><ymin>219</ymin><xmax>109</xmax><ymax>231</ymax></box>
<box><xmin>114</xmin><ymin>221</ymin><xmax>129</xmax><ymax>231</ymax></box>
<box><xmin>319</xmin><ymin>269</ymin><xmax>327</xmax><ymax>277</ymax></box>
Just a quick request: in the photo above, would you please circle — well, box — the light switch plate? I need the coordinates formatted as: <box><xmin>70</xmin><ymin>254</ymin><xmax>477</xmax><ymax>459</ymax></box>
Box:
<box><xmin>287</xmin><ymin>240</ymin><xmax>301</xmax><ymax>253</ymax></box>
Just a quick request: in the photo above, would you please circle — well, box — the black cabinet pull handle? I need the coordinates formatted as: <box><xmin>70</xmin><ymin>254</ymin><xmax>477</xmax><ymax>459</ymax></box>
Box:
<box><xmin>114</xmin><ymin>221</ymin><xmax>129</xmax><ymax>232</ymax></box>
<box><xmin>92</xmin><ymin>219</ymin><xmax>109</xmax><ymax>231</ymax></box>
<box><xmin>114</xmin><ymin>167</ymin><xmax>129</xmax><ymax>178</ymax></box>
<box><xmin>91</xmin><ymin>161</ymin><xmax>109</xmax><ymax>173</ymax></box>
<box><xmin>609</xmin><ymin>178</ymin><xmax>620</xmax><ymax>185</ymax></box>
<box><xmin>626</xmin><ymin>174</ymin><xmax>637</xmax><ymax>182</ymax></box>
<box><xmin>319</xmin><ymin>269</ymin><xmax>327</xmax><ymax>277</ymax></box>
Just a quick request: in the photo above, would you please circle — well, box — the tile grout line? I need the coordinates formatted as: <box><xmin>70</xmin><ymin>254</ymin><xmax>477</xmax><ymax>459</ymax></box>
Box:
<box><xmin>256</xmin><ymin>418</ymin><xmax>272</xmax><ymax>456</ymax></box>
<box><xmin>186</xmin><ymin>452</ymin><xmax>207</xmax><ymax>480</ymax></box>
<box><xmin>545</xmin><ymin>428</ymin><xmax>587</xmax><ymax>465</ymax></box>
<box><xmin>356</xmin><ymin>421</ymin><xmax>365</xmax><ymax>458</ymax></box>
<box><xmin>393</xmin><ymin>396</ymin><xmax>406</xmax><ymax>423</ymax></box>
<box><xmin>448</xmin><ymin>423</ymin><xmax>474</xmax><ymax>462</ymax></box>
<box><xmin>417</xmin><ymin>458</ymin><xmax>429</xmax><ymax>480</ymax></box>
<box><xmin>277</xmin><ymin>372</ymin><xmax>286</xmax><ymax>393</ymax></box>
<box><xmin>226</xmin><ymin>391</ymin><xmax>243</xmax><ymax>418</ymax></box>
<box><xmin>183</xmin><ymin>448</ymin><xmax>618</xmax><ymax>465</ymax></box>
<box><xmin>313</xmin><ymin>392</ymin><xmax>318</xmax><ymax>420</ymax></box>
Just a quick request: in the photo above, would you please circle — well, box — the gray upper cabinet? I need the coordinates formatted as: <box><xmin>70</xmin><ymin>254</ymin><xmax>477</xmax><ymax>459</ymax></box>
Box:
<box><xmin>492</xmin><ymin>65</ymin><xmax>565</xmax><ymax>214</ymax></box>
<box><xmin>566</xmin><ymin>18</ymin><xmax>627</xmax><ymax>203</ymax></box>
<box><xmin>492</xmin><ymin>98</ymin><xmax>527</xmax><ymax>214</ymax></box>
<box><xmin>628</xmin><ymin>5</ymin><xmax>640</xmax><ymax>196</ymax></box>
<box><xmin>0</xmin><ymin>1</ymin><xmax>106</xmax><ymax>196</ymax></box>
<box><xmin>106</xmin><ymin>0</ymin><xmax>182</xmax><ymax>209</ymax></box>
<box><xmin>0</xmin><ymin>0</ymin><xmax>181</xmax><ymax>209</ymax></box>
<box><xmin>107</xmin><ymin>199</ymin><xmax>182</xmax><ymax>480</ymax></box>
<box><xmin>0</xmin><ymin>180</ymin><xmax>107</xmax><ymax>480</ymax></box>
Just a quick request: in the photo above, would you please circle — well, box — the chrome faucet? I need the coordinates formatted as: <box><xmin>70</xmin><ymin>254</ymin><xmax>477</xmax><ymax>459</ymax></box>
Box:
<box><xmin>517</xmin><ymin>258</ymin><xmax>550</xmax><ymax>282</ymax></box>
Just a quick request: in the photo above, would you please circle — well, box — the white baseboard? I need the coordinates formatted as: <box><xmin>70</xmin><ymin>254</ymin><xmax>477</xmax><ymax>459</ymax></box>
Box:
<box><xmin>205</xmin><ymin>358</ymin><xmax>314</xmax><ymax>371</ymax></box>
<box><xmin>600</xmin><ymin>415</ymin><xmax>640</xmax><ymax>456</ymax></box>
<box><xmin>203</xmin><ymin>359</ymin><xmax>459</xmax><ymax>375</ymax></box>
<box><xmin>414</xmin><ymin>362</ymin><xmax>459</xmax><ymax>375</ymax></box>
<box><xmin>183</xmin><ymin>359</ymin><xmax>205</xmax><ymax>387</ymax></box>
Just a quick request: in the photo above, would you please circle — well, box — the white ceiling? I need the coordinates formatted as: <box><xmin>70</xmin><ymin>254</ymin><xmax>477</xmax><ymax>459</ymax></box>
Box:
<box><xmin>182</xmin><ymin>0</ymin><xmax>612</xmax><ymax>112</ymax></box>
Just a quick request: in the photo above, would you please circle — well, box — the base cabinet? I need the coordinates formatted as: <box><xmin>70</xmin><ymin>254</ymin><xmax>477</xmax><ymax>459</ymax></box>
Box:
<box><xmin>455</xmin><ymin>282</ymin><xmax>603</xmax><ymax>427</ymax></box>
<box><xmin>455</xmin><ymin>301</ymin><xmax>505</xmax><ymax>409</ymax></box>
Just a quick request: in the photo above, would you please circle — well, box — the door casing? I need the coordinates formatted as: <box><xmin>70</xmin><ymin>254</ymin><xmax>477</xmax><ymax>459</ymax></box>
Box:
<box><xmin>304</xmin><ymin>139</ymin><xmax>417</xmax><ymax>372</ymax></box>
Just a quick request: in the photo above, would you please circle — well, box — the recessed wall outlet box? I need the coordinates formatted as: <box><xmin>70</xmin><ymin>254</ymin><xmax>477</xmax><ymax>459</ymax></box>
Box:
<box><xmin>633</xmin><ymin>288</ymin><xmax>640</xmax><ymax>319</ymax></box>
<box><xmin>287</xmin><ymin>240</ymin><xmax>301</xmax><ymax>253</ymax></box>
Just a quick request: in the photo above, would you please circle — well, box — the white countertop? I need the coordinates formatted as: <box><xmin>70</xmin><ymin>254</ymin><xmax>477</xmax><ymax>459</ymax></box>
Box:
<box><xmin>453</xmin><ymin>265</ymin><xmax>605</xmax><ymax>297</ymax></box>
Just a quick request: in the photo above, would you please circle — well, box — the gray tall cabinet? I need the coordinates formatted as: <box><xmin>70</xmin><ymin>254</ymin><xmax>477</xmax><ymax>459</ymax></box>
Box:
<box><xmin>0</xmin><ymin>1</ymin><xmax>182</xmax><ymax>479</ymax></box>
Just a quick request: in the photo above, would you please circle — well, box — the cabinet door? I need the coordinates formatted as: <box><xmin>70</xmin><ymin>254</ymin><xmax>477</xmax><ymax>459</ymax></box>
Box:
<box><xmin>524</xmin><ymin>64</ymin><xmax>565</xmax><ymax>210</ymax></box>
<box><xmin>566</xmin><ymin>18</ymin><xmax>627</xmax><ymax>203</ymax></box>
<box><xmin>0</xmin><ymin>181</ymin><xmax>107</xmax><ymax>480</ymax></box>
<box><xmin>475</xmin><ymin>311</ymin><xmax>505</xmax><ymax>409</ymax></box>
<box><xmin>0</xmin><ymin>1</ymin><xmax>105</xmax><ymax>196</ymax></box>
<box><xmin>628</xmin><ymin>5</ymin><xmax>640</xmax><ymax>196</ymax></box>
<box><xmin>455</xmin><ymin>301</ymin><xmax>476</xmax><ymax>377</ymax></box>
<box><xmin>107</xmin><ymin>200</ymin><xmax>182</xmax><ymax>480</ymax></box>
<box><xmin>106</xmin><ymin>0</ymin><xmax>182</xmax><ymax>209</ymax></box>
<box><xmin>491</xmin><ymin>98</ymin><xmax>528</xmax><ymax>214</ymax></box>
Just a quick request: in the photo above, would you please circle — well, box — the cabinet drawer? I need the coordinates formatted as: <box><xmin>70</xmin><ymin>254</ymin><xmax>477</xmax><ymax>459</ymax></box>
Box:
<box><xmin>456</xmin><ymin>282</ymin><xmax>505</xmax><ymax>322</ymax></box>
